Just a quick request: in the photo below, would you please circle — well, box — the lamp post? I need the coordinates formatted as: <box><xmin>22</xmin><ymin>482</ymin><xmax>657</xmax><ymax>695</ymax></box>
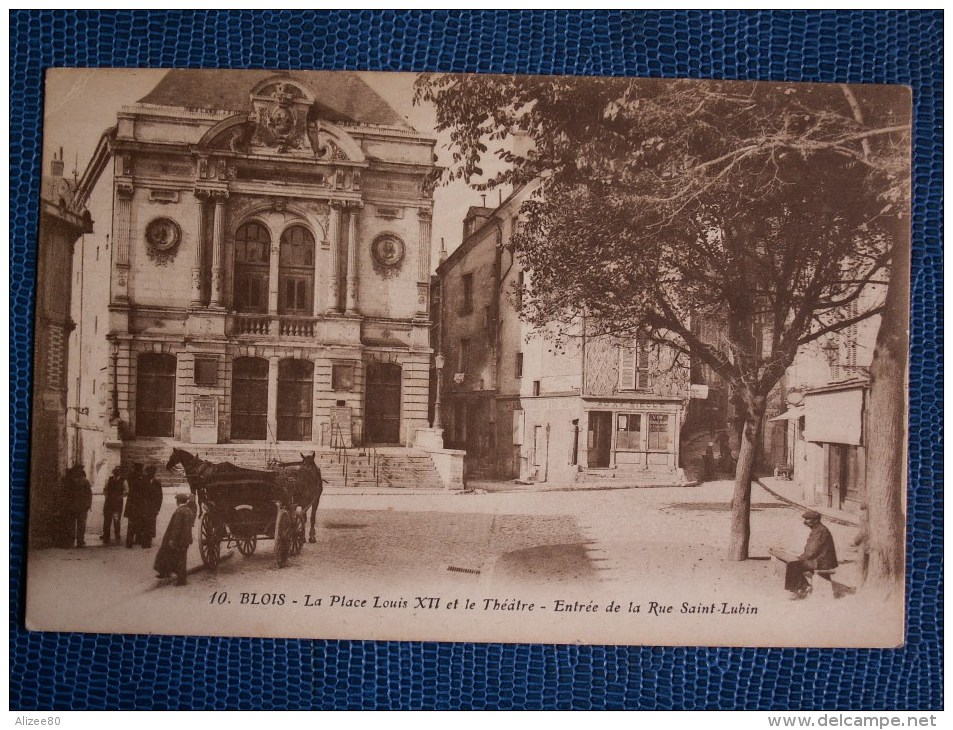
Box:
<box><xmin>433</xmin><ymin>353</ymin><xmax>445</xmax><ymax>430</ymax></box>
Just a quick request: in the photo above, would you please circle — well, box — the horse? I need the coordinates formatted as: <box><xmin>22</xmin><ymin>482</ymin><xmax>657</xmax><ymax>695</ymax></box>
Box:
<box><xmin>272</xmin><ymin>452</ymin><xmax>325</xmax><ymax>543</ymax></box>
<box><xmin>166</xmin><ymin>447</ymin><xmax>324</xmax><ymax>541</ymax></box>
<box><xmin>165</xmin><ymin>447</ymin><xmax>208</xmax><ymax>488</ymax></box>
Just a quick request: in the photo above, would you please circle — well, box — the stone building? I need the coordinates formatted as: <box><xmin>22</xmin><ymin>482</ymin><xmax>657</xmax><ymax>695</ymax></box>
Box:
<box><xmin>772</xmin><ymin>293</ymin><xmax>883</xmax><ymax>513</ymax></box>
<box><xmin>69</xmin><ymin>70</ymin><xmax>441</xmax><ymax>485</ymax></box>
<box><xmin>31</xmin><ymin>148</ymin><xmax>92</xmax><ymax>544</ymax></box>
<box><xmin>436</xmin><ymin>185</ymin><xmax>691</xmax><ymax>485</ymax></box>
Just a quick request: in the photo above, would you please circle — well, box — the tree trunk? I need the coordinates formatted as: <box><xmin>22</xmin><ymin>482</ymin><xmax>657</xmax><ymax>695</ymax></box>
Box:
<box><xmin>728</xmin><ymin>400</ymin><xmax>765</xmax><ymax>560</ymax></box>
<box><xmin>862</xmin><ymin>226</ymin><xmax>909</xmax><ymax>598</ymax></box>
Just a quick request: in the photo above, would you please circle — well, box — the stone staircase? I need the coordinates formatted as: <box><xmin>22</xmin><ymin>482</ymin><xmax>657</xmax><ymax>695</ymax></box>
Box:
<box><xmin>119</xmin><ymin>439</ymin><xmax>446</xmax><ymax>490</ymax></box>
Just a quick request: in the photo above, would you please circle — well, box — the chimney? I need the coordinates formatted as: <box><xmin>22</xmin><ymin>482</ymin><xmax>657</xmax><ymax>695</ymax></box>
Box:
<box><xmin>439</xmin><ymin>237</ymin><xmax>447</xmax><ymax>265</ymax></box>
<box><xmin>50</xmin><ymin>146</ymin><xmax>64</xmax><ymax>178</ymax></box>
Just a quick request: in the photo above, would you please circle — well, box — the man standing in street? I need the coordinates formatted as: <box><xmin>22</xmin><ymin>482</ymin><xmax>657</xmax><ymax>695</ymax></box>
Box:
<box><xmin>124</xmin><ymin>463</ymin><xmax>145</xmax><ymax>548</ymax></box>
<box><xmin>154</xmin><ymin>493</ymin><xmax>196</xmax><ymax>586</ymax></box>
<box><xmin>782</xmin><ymin>510</ymin><xmax>839</xmax><ymax>599</ymax></box>
<box><xmin>64</xmin><ymin>465</ymin><xmax>93</xmax><ymax>548</ymax></box>
<box><xmin>101</xmin><ymin>466</ymin><xmax>126</xmax><ymax>545</ymax></box>
<box><xmin>141</xmin><ymin>465</ymin><xmax>164</xmax><ymax>549</ymax></box>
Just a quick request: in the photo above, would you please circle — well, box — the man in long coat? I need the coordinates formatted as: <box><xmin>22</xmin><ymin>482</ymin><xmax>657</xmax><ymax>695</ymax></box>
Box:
<box><xmin>101</xmin><ymin>466</ymin><xmax>126</xmax><ymax>545</ymax></box>
<box><xmin>154</xmin><ymin>493</ymin><xmax>195</xmax><ymax>585</ymax></box>
<box><xmin>124</xmin><ymin>463</ymin><xmax>145</xmax><ymax>547</ymax></box>
<box><xmin>141</xmin><ymin>465</ymin><xmax>164</xmax><ymax>549</ymax></box>
<box><xmin>784</xmin><ymin>510</ymin><xmax>839</xmax><ymax>599</ymax></box>
<box><xmin>63</xmin><ymin>466</ymin><xmax>93</xmax><ymax>548</ymax></box>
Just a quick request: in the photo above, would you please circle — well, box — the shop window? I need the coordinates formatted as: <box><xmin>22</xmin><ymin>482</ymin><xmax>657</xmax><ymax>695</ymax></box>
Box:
<box><xmin>620</xmin><ymin>344</ymin><xmax>651</xmax><ymax>390</ymax></box>
<box><xmin>194</xmin><ymin>357</ymin><xmax>218</xmax><ymax>387</ymax></box>
<box><xmin>616</xmin><ymin>413</ymin><xmax>642</xmax><ymax>450</ymax></box>
<box><xmin>332</xmin><ymin>362</ymin><xmax>355</xmax><ymax>391</ymax></box>
<box><xmin>647</xmin><ymin>413</ymin><xmax>670</xmax><ymax>451</ymax></box>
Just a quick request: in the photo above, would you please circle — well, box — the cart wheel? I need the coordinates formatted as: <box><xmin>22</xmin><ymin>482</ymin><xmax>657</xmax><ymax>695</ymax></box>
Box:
<box><xmin>274</xmin><ymin>509</ymin><xmax>292</xmax><ymax>568</ymax></box>
<box><xmin>199</xmin><ymin>513</ymin><xmax>220</xmax><ymax>570</ymax></box>
<box><xmin>236</xmin><ymin>538</ymin><xmax>257</xmax><ymax>556</ymax></box>
<box><xmin>289</xmin><ymin>511</ymin><xmax>305</xmax><ymax>556</ymax></box>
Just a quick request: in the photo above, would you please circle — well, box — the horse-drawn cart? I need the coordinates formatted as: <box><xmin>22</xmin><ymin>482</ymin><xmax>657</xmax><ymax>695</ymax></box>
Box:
<box><xmin>167</xmin><ymin>448</ymin><xmax>323</xmax><ymax>570</ymax></box>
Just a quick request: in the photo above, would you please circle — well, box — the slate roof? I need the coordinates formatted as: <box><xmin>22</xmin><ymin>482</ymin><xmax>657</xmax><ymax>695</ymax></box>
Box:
<box><xmin>138</xmin><ymin>70</ymin><xmax>415</xmax><ymax>131</ymax></box>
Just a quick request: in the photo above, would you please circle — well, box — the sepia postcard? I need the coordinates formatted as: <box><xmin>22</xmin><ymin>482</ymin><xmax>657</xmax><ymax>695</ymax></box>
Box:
<box><xmin>26</xmin><ymin>68</ymin><xmax>911</xmax><ymax>647</ymax></box>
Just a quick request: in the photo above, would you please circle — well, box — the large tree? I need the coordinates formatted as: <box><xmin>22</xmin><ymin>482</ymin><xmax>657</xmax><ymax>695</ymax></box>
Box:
<box><xmin>418</xmin><ymin>74</ymin><xmax>911</xmax><ymax>565</ymax></box>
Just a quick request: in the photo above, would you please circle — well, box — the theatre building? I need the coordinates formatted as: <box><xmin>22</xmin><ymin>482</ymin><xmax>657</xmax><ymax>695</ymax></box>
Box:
<box><xmin>435</xmin><ymin>186</ymin><xmax>691</xmax><ymax>485</ymax></box>
<box><xmin>68</xmin><ymin>70</ymin><xmax>441</xmax><ymax>485</ymax></box>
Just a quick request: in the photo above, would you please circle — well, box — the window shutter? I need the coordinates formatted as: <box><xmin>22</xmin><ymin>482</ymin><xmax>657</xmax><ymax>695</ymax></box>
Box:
<box><xmin>619</xmin><ymin>347</ymin><xmax>636</xmax><ymax>390</ymax></box>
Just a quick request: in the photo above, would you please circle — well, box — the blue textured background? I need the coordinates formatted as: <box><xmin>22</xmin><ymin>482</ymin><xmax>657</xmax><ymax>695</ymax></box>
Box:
<box><xmin>10</xmin><ymin>10</ymin><xmax>942</xmax><ymax>710</ymax></box>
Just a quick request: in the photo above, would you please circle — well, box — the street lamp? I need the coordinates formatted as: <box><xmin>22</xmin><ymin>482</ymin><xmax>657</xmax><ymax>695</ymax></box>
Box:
<box><xmin>433</xmin><ymin>352</ymin><xmax>445</xmax><ymax>430</ymax></box>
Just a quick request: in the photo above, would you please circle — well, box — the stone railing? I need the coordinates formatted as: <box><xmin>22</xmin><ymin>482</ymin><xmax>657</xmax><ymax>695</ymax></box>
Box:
<box><xmin>233</xmin><ymin>314</ymin><xmax>272</xmax><ymax>336</ymax></box>
<box><xmin>278</xmin><ymin>316</ymin><xmax>317</xmax><ymax>338</ymax></box>
<box><xmin>230</xmin><ymin>314</ymin><xmax>318</xmax><ymax>338</ymax></box>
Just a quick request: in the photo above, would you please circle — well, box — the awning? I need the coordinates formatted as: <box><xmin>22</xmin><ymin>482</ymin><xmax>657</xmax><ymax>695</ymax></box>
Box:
<box><xmin>803</xmin><ymin>386</ymin><xmax>865</xmax><ymax>445</ymax></box>
<box><xmin>769</xmin><ymin>406</ymin><xmax>804</xmax><ymax>422</ymax></box>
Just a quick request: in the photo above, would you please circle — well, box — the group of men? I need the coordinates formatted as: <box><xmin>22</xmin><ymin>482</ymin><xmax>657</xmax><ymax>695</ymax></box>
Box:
<box><xmin>58</xmin><ymin>462</ymin><xmax>196</xmax><ymax>585</ymax></box>
<box><xmin>100</xmin><ymin>463</ymin><xmax>164</xmax><ymax>548</ymax></box>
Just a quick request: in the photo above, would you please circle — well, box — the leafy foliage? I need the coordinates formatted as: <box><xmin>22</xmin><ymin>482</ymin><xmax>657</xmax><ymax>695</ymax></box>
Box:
<box><xmin>418</xmin><ymin>75</ymin><xmax>910</xmax><ymax>405</ymax></box>
<box><xmin>419</xmin><ymin>74</ymin><xmax>911</xmax><ymax>560</ymax></box>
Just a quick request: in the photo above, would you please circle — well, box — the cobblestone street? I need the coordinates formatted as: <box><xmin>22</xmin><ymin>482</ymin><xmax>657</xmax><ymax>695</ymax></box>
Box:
<box><xmin>26</xmin><ymin>479</ymin><xmax>899</xmax><ymax>648</ymax></box>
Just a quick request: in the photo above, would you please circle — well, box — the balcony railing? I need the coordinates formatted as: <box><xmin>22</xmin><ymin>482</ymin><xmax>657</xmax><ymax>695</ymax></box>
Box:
<box><xmin>233</xmin><ymin>314</ymin><xmax>272</xmax><ymax>335</ymax></box>
<box><xmin>231</xmin><ymin>314</ymin><xmax>318</xmax><ymax>338</ymax></box>
<box><xmin>278</xmin><ymin>316</ymin><xmax>316</xmax><ymax>338</ymax></box>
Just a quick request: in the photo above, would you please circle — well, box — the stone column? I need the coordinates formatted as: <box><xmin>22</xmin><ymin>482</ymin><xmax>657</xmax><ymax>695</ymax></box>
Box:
<box><xmin>325</xmin><ymin>202</ymin><xmax>342</xmax><ymax>314</ymax></box>
<box><xmin>268</xmin><ymin>238</ymin><xmax>281</xmax><ymax>316</ymax></box>
<box><xmin>210</xmin><ymin>191</ymin><xmax>228</xmax><ymax>308</ymax></box>
<box><xmin>114</xmin><ymin>181</ymin><xmax>134</xmax><ymax>304</ymax></box>
<box><xmin>344</xmin><ymin>204</ymin><xmax>360</xmax><ymax>315</ymax></box>
<box><xmin>417</xmin><ymin>208</ymin><xmax>432</xmax><ymax>317</ymax></box>
<box><xmin>190</xmin><ymin>192</ymin><xmax>206</xmax><ymax>307</ymax></box>
<box><xmin>267</xmin><ymin>356</ymin><xmax>280</xmax><ymax>441</ymax></box>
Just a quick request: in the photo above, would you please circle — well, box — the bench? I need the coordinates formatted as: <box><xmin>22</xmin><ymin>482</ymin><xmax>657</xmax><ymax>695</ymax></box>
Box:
<box><xmin>769</xmin><ymin>549</ymin><xmax>856</xmax><ymax>599</ymax></box>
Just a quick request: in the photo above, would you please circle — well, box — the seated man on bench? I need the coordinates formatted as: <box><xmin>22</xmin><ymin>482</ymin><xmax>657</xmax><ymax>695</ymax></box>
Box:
<box><xmin>770</xmin><ymin>510</ymin><xmax>839</xmax><ymax>600</ymax></box>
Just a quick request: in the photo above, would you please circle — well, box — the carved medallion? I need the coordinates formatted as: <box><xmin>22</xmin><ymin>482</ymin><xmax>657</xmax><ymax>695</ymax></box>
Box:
<box><xmin>145</xmin><ymin>217</ymin><xmax>182</xmax><ymax>265</ymax></box>
<box><xmin>372</xmin><ymin>233</ymin><xmax>405</xmax><ymax>268</ymax></box>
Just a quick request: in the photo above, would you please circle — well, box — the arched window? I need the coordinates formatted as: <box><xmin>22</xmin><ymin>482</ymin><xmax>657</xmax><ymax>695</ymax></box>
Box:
<box><xmin>279</xmin><ymin>225</ymin><xmax>315</xmax><ymax>316</ymax></box>
<box><xmin>277</xmin><ymin>359</ymin><xmax>314</xmax><ymax>441</ymax></box>
<box><xmin>234</xmin><ymin>221</ymin><xmax>270</xmax><ymax>313</ymax></box>
<box><xmin>231</xmin><ymin>357</ymin><xmax>269</xmax><ymax>440</ymax></box>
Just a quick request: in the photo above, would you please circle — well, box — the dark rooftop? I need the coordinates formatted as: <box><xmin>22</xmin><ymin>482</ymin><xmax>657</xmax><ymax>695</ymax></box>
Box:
<box><xmin>138</xmin><ymin>70</ymin><xmax>415</xmax><ymax>131</ymax></box>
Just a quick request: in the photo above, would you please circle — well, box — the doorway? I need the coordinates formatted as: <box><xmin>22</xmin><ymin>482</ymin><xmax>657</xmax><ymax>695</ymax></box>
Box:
<box><xmin>365</xmin><ymin>362</ymin><xmax>401</xmax><ymax>444</ymax></box>
<box><xmin>587</xmin><ymin>411</ymin><xmax>612</xmax><ymax>468</ymax></box>
<box><xmin>277</xmin><ymin>359</ymin><xmax>314</xmax><ymax>441</ymax></box>
<box><xmin>231</xmin><ymin>357</ymin><xmax>268</xmax><ymax>440</ymax></box>
<box><xmin>136</xmin><ymin>353</ymin><xmax>176</xmax><ymax>437</ymax></box>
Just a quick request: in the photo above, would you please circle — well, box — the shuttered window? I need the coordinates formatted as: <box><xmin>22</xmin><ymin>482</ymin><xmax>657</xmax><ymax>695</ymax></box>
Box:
<box><xmin>619</xmin><ymin>344</ymin><xmax>650</xmax><ymax>390</ymax></box>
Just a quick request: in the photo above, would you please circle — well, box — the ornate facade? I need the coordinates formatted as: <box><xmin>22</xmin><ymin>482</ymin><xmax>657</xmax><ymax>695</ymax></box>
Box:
<box><xmin>70</xmin><ymin>70</ymin><xmax>437</xmax><ymax>484</ymax></box>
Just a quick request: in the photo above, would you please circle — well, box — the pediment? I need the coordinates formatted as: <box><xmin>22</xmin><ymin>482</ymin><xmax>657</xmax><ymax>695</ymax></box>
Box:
<box><xmin>197</xmin><ymin>76</ymin><xmax>365</xmax><ymax>163</ymax></box>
